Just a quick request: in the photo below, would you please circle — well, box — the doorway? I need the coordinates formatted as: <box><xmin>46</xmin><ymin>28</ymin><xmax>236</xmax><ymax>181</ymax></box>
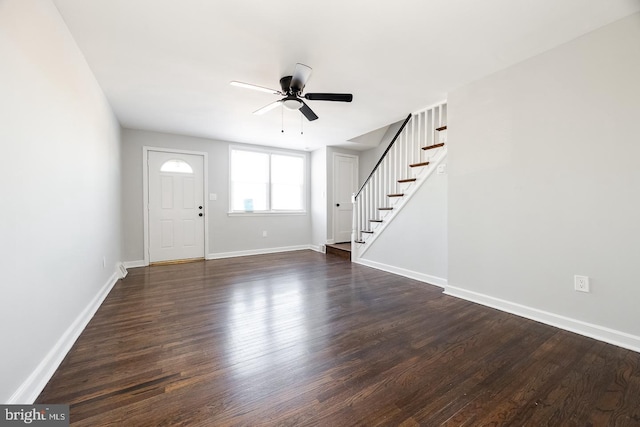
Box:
<box><xmin>332</xmin><ymin>153</ymin><xmax>358</xmax><ymax>243</ymax></box>
<box><xmin>144</xmin><ymin>148</ymin><xmax>208</xmax><ymax>264</ymax></box>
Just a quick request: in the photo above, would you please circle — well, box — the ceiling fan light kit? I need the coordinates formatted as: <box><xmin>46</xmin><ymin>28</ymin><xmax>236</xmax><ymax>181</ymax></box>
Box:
<box><xmin>282</xmin><ymin>97</ymin><xmax>303</xmax><ymax>110</ymax></box>
<box><xmin>231</xmin><ymin>63</ymin><xmax>353</xmax><ymax>123</ymax></box>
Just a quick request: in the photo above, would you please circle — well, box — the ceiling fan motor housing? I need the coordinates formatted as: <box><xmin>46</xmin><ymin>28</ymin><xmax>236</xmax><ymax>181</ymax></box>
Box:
<box><xmin>280</xmin><ymin>76</ymin><xmax>297</xmax><ymax>94</ymax></box>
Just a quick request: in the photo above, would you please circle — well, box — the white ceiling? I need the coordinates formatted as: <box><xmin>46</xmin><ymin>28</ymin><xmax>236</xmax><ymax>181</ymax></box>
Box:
<box><xmin>52</xmin><ymin>0</ymin><xmax>640</xmax><ymax>151</ymax></box>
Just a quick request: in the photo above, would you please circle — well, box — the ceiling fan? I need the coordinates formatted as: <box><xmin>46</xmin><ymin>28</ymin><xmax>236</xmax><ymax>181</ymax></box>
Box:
<box><xmin>230</xmin><ymin>63</ymin><xmax>353</xmax><ymax>121</ymax></box>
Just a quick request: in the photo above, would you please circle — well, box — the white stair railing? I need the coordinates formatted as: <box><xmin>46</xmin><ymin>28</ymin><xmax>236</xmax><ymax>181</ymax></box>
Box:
<box><xmin>353</xmin><ymin>102</ymin><xmax>448</xmax><ymax>257</ymax></box>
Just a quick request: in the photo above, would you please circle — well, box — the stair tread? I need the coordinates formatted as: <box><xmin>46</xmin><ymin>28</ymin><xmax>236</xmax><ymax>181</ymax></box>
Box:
<box><xmin>378</xmin><ymin>207</ymin><xmax>393</xmax><ymax>210</ymax></box>
<box><xmin>422</xmin><ymin>142</ymin><xmax>446</xmax><ymax>151</ymax></box>
<box><xmin>398</xmin><ymin>178</ymin><xmax>417</xmax><ymax>183</ymax></box>
<box><xmin>409</xmin><ymin>161</ymin><xmax>430</xmax><ymax>167</ymax></box>
<box><xmin>355</xmin><ymin>240</ymin><xmax>366</xmax><ymax>244</ymax></box>
<box><xmin>436</xmin><ymin>125</ymin><xmax>447</xmax><ymax>131</ymax></box>
<box><xmin>387</xmin><ymin>193</ymin><xmax>404</xmax><ymax>197</ymax></box>
<box><xmin>361</xmin><ymin>230</ymin><xmax>374</xmax><ymax>234</ymax></box>
<box><xmin>369</xmin><ymin>219</ymin><xmax>383</xmax><ymax>222</ymax></box>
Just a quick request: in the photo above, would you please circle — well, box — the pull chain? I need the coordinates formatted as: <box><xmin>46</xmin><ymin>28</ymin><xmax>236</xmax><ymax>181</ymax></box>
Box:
<box><xmin>281</xmin><ymin>104</ymin><xmax>284</xmax><ymax>133</ymax></box>
<box><xmin>300</xmin><ymin>113</ymin><xmax>304</xmax><ymax>135</ymax></box>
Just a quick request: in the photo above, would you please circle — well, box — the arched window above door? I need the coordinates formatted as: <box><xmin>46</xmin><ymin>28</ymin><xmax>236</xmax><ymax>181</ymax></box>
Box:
<box><xmin>160</xmin><ymin>159</ymin><xmax>193</xmax><ymax>174</ymax></box>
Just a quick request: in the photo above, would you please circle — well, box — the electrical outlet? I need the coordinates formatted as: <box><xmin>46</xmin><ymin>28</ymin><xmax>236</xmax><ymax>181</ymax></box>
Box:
<box><xmin>262</xmin><ymin>230</ymin><xmax>267</xmax><ymax>238</ymax></box>
<box><xmin>574</xmin><ymin>275</ymin><xmax>590</xmax><ymax>293</ymax></box>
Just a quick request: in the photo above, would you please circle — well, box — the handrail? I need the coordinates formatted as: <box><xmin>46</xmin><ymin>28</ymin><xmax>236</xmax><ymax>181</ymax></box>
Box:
<box><xmin>354</xmin><ymin>113</ymin><xmax>412</xmax><ymax>199</ymax></box>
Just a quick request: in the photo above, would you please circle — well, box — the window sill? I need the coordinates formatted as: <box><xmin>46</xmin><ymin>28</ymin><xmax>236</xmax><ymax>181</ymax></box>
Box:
<box><xmin>228</xmin><ymin>211</ymin><xmax>307</xmax><ymax>217</ymax></box>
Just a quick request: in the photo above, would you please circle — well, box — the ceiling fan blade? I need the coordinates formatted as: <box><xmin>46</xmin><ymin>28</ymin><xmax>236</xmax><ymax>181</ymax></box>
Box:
<box><xmin>230</xmin><ymin>81</ymin><xmax>281</xmax><ymax>95</ymax></box>
<box><xmin>253</xmin><ymin>100</ymin><xmax>282</xmax><ymax>115</ymax></box>
<box><xmin>299</xmin><ymin>100</ymin><xmax>318</xmax><ymax>121</ymax></box>
<box><xmin>290</xmin><ymin>63</ymin><xmax>312</xmax><ymax>92</ymax></box>
<box><xmin>304</xmin><ymin>93</ymin><xmax>353</xmax><ymax>102</ymax></box>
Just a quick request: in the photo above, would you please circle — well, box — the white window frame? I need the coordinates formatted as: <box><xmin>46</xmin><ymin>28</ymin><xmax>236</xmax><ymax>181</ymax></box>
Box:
<box><xmin>228</xmin><ymin>145</ymin><xmax>307</xmax><ymax>216</ymax></box>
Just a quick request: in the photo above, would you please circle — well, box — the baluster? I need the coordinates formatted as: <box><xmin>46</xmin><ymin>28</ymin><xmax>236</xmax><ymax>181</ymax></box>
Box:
<box><xmin>379</xmin><ymin>164</ymin><xmax>384</xmax><ymax>208</ymax></box>
<box><xmin>385</xmin><ymin>145</ymin><xmax>390</xmax><ymax>196</ymax></box>
<box><xmin>360</xmin><ymin>190</ymin><xmax>364</xmax><ymax>241</ymax></box>
<box><xmin>364</xmin><ymin>186</ymin><xmax>368</xmax><ymax>236</ymax></box>
<box><xmin>351</xmin><ymin>192</ymin><xmax>356</xmax><ymax>243</ymax></box>
<box><xmin>405</xmin><ymin>118</ymin><xmax>411</xmax><ymax>174</ymax></box>
<box><xmin>374</xmin><ymin>165</ymin><xmax>380</xmax><ymax>214</ymax></box>
<box><xmin>392</xmin><ymin>143</ymin><xmax>397</xmax><ymax>194</ymax></box>
<box><xmin>359</xmin><ymin>186</ymin><xmax>364</xmax><ymax>237</ymax></box>
<box><xmin>421</xmin><ymin>111</ymin><xmax>426</xmax><ymax>150</ymax></box>
<box><xmin>415</xmin><ymin>111</ymin><xmax>421</xmax><ymax>166</ymax></box>
<box><xmin>358</xmin><ymin>184</ymin><xmax>370</xmax><ymax>240</ymax></box>
<box><xmin>435</xmin><ymin>106</ymin><xmax>441</xmax><ymax>149</ymax></box>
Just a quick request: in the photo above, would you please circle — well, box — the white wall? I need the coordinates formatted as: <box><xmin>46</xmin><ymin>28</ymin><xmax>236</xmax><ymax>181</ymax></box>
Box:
<box><xmin>447</xmin><ymin>13</ymin><xmax>640</xmax><ymax>349</ymax></box>
<box><xmin>121</xmin><ymin>129</ymin><xmax>311</xmax><ymax>262</ymax></box>
<box><xmin>358</xmin><ymin>119</ymin><xmax>405</xmax><ymax>186</ymax></box>
<box><xmin>310</xmin><ymin>147</ymin><xmax>327</xmax><ymax>251</ymax></box>
<box><xmin>359</xmin><ymin>156</ymin><xmax>448</xmax><ymax>286</ymax></box>
<box><xmin>0</xmin><ymin>0</ymin><xmax>122</xmax><ymax>403</ymax></box>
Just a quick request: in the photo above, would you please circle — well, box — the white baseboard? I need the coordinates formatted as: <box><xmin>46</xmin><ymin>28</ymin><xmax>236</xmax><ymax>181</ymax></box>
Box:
<box><xmin>8</xmin><ymin>270</ymin><xmax>121</xmax><ymax>404</ymax></box>
<box><xmin>123</xmin><ymin>260</ymin><xmax>146</xmax><ymax>269</ymax></box>
<box><xmin>354</xmin><ymin>258</ymin><xmax>447</xmax><ymax>288</ymax></box>
<box><xmin>207</xmin><ymin>245</ymin><xmax>313</xmax><ymax>260</ymax></box>
<box><xmin>117</xmin><ymin>262</ymin><xmax>128</xmax><ymax>279</ymax></box>
<box><xmin>444</xmin><ymin>285</ymin><xmax>640</xmax><ymax>353</ymax></box>
<box><xmin>309</xmin><ymin>244</ymin><xmax>325</xmax><ymax>254</ymax></box>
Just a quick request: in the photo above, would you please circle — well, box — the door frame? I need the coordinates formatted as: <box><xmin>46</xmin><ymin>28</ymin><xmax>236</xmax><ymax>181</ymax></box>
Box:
<box><xmin>142</xmin><ymin>146</ymin><xmax>209</xmax><ymax>266</ymax></box>
<box><xmin>331</xmin><ymin>152</ymin><xmax>359</xmax><ymax>244</ymax></box>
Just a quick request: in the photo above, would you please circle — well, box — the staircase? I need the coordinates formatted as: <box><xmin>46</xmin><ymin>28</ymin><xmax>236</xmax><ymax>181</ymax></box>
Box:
<box><xmin>352</xmin><ymin>101</ymin><xmax>447</xmax><ymax>260</ymax></box>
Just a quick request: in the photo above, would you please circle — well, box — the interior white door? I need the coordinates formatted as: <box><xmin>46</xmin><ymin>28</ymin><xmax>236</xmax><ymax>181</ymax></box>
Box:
<box><xmin>148</xmin><ymin>151</ymin><xmax>205</xmax><ymax>263</ymax></box>
<box><xmin>333</xmin><ymin>154</ymin><xmax>358</xmax><ymax>243</ymax></box>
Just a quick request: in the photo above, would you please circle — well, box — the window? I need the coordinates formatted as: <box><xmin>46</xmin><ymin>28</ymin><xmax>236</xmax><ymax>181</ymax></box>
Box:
<box><xmin>230</xmin><ymin>148</ymin><xmax>305</xmax><ymax>213</ymax></box>
<box><xmin>160</xmin><ymin>159</ymin><xmax>193</xmax><ymax>174</ymax></box>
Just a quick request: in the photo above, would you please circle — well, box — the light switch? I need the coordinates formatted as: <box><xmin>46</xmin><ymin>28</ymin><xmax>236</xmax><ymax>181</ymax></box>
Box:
<box><xmin>437</xmin><ymin>164</ymin><xmax>446</xmax><ymax>174</ymax></box>
<box><xmin>209</xmin><ymin>193</ymin><xmax>217</xmax><ymax>201</ymax></box>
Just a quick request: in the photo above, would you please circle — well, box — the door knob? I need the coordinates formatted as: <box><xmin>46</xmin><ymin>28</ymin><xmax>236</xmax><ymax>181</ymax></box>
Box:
<box><xmin>336</xmin><ymin>203</ymin><xmax>340</xmax><ymax>207</ymax></box>
<box><xmin>199</xmin><ymin>206</ymin><xmax>203</xmax><ymax>209</ymax></box>
<box><xmin>199</xmin><ymin>213</ymin><xmax>203</xmax><ymax>217</ymax></box>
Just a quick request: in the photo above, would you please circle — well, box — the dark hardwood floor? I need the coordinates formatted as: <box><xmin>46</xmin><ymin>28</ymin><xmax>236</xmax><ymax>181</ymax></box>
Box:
<box><xmin>37</xmin><ymin>250</ymin><xmax>640</xmax><ymax>426</ymax></box>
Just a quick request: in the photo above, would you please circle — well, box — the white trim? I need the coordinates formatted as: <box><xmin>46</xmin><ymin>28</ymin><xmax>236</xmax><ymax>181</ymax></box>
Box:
<box><xmin>309</xmin><ymin>244</ymin><xmax>325</xmax><ymax>253</ymax></box>
<box><xmin>227</xmin><ymin>211</ymin><xmax>307</xmax><ymax>217</ymax></box>
<box><xmin>206</xmin><ymin>245</ymin><xmax>313</xmax><ymax>260</ymax></box>
<box><xmin>117</xmin><ymin>262</ymin><xmax>128</xmax><ymax>279</ymax></box>
<box><xmin>444</xmin><ymin>285</ymin><xmax>640</xmax><ymax>353</ymax></box>
<box><xmin>354</xmin><ymin>258</ymin><xmax>447</xmax><ymax>288</ymax></box>
<box><xmin>123</xmin><ymin>260</ymin><xmax>146</xmax><ymax>269</ymax></box>
<box><xmin>228</xmin><ymin>145</ymin><xmax>308</xmax><ymax>214</ymax></box>
<box><xmin>143</xmin><ymin>146</ymin><xmax>209</xmax><ymax>267</ymax></box>
<box><xmin>8</xmin><ymin>271</ymin><xmax>121</xmax><ymax>404</ymax></box>
<box><xmin>332</xmin><ymin>152</ymin><xmax>359</xmax><ymax>244</ymax></box>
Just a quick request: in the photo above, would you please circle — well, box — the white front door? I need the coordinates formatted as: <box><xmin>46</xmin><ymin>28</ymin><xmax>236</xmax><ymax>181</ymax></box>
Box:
<box><xmin>148</xmin><ymin>151</ymin><xmax>205</xmax><ymax>263</ymax></box>
<box><xmin>333</xmin><ymin>154</ymin><xmax>358</xmax><ymax>243</ymax></box>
